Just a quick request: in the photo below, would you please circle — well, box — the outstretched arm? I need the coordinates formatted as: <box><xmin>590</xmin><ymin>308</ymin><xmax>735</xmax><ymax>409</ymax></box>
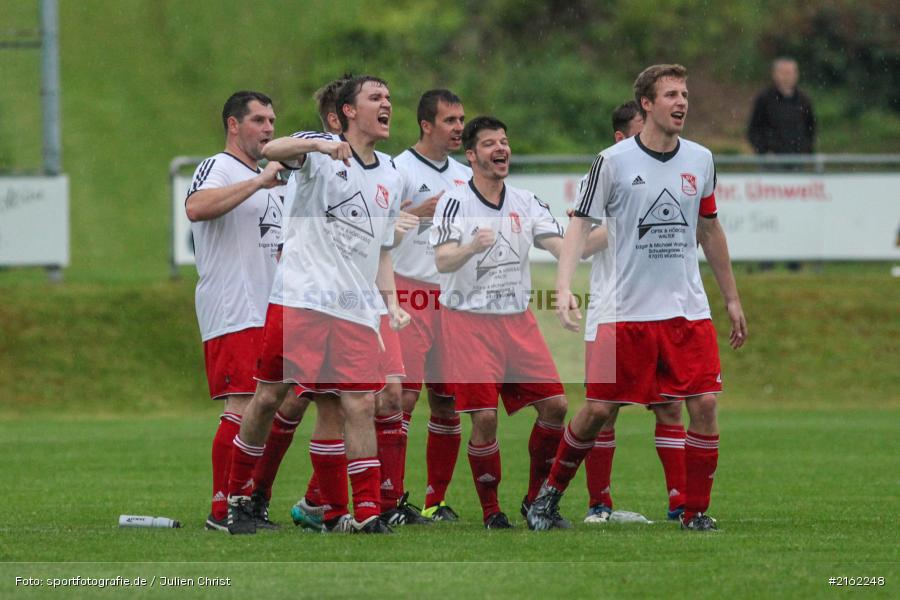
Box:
<box><xmin>186</xmin><ymin>160</ymin><xmax>284</xmax><ymax>222</ymax></box>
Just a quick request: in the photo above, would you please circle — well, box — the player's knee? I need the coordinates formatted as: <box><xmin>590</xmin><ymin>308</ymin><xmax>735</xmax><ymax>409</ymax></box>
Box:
<box><xmin>377</xmin><ymin>383</ymin><xmax>403</xmax><ymax>414</ymax></box>
<box><xmin>584</xmin><ymin>400</ymin><xmax>616</xmax><ymax>425</ymax></box>
<box><xmin>256</xmin><ymin>383</ymin><xmax>289</xmax><ymax>412</ymax></box>
<box><xmin>470</xmin><ymin>410</ymin><xmax>498</xmax><ymax>439</ymax></box>
<box><xmin>344</xmin><ymin>391</ymin><xmax>376</xmax><ymax>420</ymax></box>
<box><xmin>427</xmin><ymin>394</ymin><xmax>456</xmax><ymax>419</ymax></box>
<box><xmin>536</xmin><ymin>395</ymin><xmax>568</xmax><ymax>424</ymax></box>
<box><xmin>654</xmin><ymin>401</ymin><xmax>683</xmax><ymax>425</ymax></box>
<box><xmin>686</xmin><ymin>394</ymin><xmax>718</xmax><ymax>428</ymax></box>
<box><xmin>279</xmin><ymin>394</ymin><xmax>310</xmax><ymax>421</ymax></box>
<box><xmin>401</xmin><ymin>390</ymin><xmax>419</xmax><ymax>414</ymax></box>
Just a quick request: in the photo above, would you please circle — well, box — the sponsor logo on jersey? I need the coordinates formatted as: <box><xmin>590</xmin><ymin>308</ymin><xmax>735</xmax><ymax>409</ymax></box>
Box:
<box><xmin>454</xmin><ymin>179</ymin><xmax>466</xmax><ymax>186</ymax></box>
<box><xmin>375</xmin><ymin>184</ymin><xmax>390</xmax><ymax>209</ymax></box>
<box><xmin>476</xmin><ymin>232</ymin><xmax>520</xmax><ymax>280</ymax></box>
<box><xmin>681</xmin><ymin>173</ymin><xmax>697</xmax><ymax>196</ymax></box>
<box><xmin>632</xmin><ymin>175</ymin><xmax>646</xmax><ymax>186</ymax></box>
<box><xmin>326</xmin><ymin>192</ymin><xmax>375</xmax><ymax>237</ymax></box>
<box><xmin>418</xmin><ymin>183</ymin><xmax>431</xmax><ymax>193</ymax></box>
<box><xmin>509</xmin><ymin>211</ymin><xmax>522</xmax><ymax>233</ymax></box>
<box><xmin>336</xmin><ymin>169</ymin><xmax>348</xmax><ymax>181</ymax></box>
<box><xmin>418</xmin><ymin>219</ymin><xmax>433</xmax><ymax>234</ymax></box>
<box><xmin>637</xmin><ymin>189</ymin><xmax>688</xmax><ymax>239</ymax></box>
<box><xmin>259</xmin><ymin>193</ymin><xmax>283</xmax><ymax>238</ymax></box>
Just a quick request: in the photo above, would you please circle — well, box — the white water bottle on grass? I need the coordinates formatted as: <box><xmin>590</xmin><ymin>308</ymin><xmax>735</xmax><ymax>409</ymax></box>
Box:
<box><xmin>118</xmin><ymin>515</ymin><xmax>182</xmax><ymax>528</ymax></box>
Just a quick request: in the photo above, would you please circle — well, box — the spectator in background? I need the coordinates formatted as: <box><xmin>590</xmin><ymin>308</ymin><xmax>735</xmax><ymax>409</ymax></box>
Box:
<box><xmin>747</xmin><ymin>57</ymin><xmax>816</xmax><ymax>155</ymax></box>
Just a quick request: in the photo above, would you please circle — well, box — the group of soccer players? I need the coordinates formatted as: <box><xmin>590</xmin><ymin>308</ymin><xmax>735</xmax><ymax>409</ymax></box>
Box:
<box><xmin>186</xmin><ymin>63</ymin><xmax>747</xmax><ymax>535</ymax></box>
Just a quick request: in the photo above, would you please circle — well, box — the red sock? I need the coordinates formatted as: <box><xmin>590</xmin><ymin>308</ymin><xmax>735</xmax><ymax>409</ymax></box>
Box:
<box><xmin>211</xmin><ymin>412</ymin><xmax>241</xmax><ymax>520</ymax></box>
<box><xmin>683</xmin><ymin>431</ymin><xmax>719</xmax><ymax>521</ymax></box>
<box><xmin>546</xmin><ymin>424</ymin><xmax>594</xmax><ymax>492</ymax></box>
<box><xmin>310</xmin><ymin>439</ymin><xmax>348</xmax><ymax>521</ymax></box>
<box><xmin>347</xmin><ymin>457</ymin><xmax>382</xmax><ymax>522</ymax></box>
<box><xmin>467</xmin><ymin>440</ymin><xmax>502</xmax><ymax>521</ymax></box>
<box><xmin>585</xmin><ymin>429</ymin><xmax>615</xmax><ymax>508</ymax></box>
<box><xmin>305</xmin><ymin>471</ymin><xmax>321</xmax><ymax>505</ymax></box>
<box><xmin>527</xmin><ymin>420</ymin><xmax>563</xmax><ymax>502</ymax></box>
<box><xmin>655</xmin><ymin>424</ymin><xmax>686</xmax><ymax>511</ymax></box>
<box><xmin>375</xmin><ymin>412</ymin><xmax>405</xmax><ymax>511</ymax></box>
<box><xmin>425</xmin><ymin>415</ymin><xmax>462</xmax><ymax>507</ymax></box>
<box><xmin>227</xmin><ymin>435</ymin><xmax>264</xmax><ymax>498</ymax></box>
<box><xmin>400</xmin><ymin>411</ymin><xmax>412</xmax><ymax>490</ymax></box>
<box><xmin>252</xmin><ymin>411</ymin><xmax>300</xmax><ymax>501</ymax></box>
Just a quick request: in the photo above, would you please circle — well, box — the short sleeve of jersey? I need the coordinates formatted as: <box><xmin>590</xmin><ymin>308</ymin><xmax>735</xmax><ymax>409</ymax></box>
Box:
<box><xmin>186</xmin><ymin>156</ymin><xmax>229</xmax><ymax>198</ymax></box>
<box><xmin>574</xmin><ymin>153</ymin><xmax>614</xmax><ymax>222</ymax></box>
<box><xmin>700</xmin><ymin>155</ymin><xmax>718</xmax><ymax>217</ymax></box>
<box><xmin>382</xmin><ymin>188</ymin><xmax>400</xmax><ymax>249</ymax></box>
<box><xmin>530</xmin><ymin>194</ymin><xmax>564</xmax><ymax>246</ymax></box>
<box><xmin>430</xmin><ymin>193</ymin><xmax>463</xmax><ymax>247</ymax></box>
<box><xmin>288</xmin><ymin>130</ymin><xmax>335</xmax><ymax>175</ymax></box>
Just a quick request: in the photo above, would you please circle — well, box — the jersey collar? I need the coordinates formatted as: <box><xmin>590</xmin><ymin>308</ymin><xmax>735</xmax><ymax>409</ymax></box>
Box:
<box><xmin>634</xmin><ymin>134</ymin><xmax>680</xmax><ymax>163</ymax></box>
<box><xmin>341</xmin><ymin>135</ymin><xmax>380</xmax><ymax>170</ymax></box>
<box><xmin>408</xmin><ymin>147</ymin><xmax>449</xmax><ymax>173</ymax></box>
<box><xmin>223</xmin><ymin>151</ymin><xmax>261</xmax><ymax>174</ymax></box>
<box><xmin>469</xmin><ymin>179</ymin><xmax>505</xmax><ymax>211</ymax></box>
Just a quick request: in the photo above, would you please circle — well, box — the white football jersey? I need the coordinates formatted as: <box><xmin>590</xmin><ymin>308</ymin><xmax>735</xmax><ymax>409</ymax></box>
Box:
<box><xmin>431</xmin><ymin>180</ymin><xmax>563</xmax><ymax>314</ymax></box>
<box><xmin>574</xmin><ymin>135</ymin><xmax>718</xmax><ymax>339</ymax></box>
<box><xmin>392</xmin><ymin>148</ymin><xmax>471</xmax><ymax>284</ymax></box>
<box><xmin>188</xmin><ymin>152</ymin><xmax>283</xmax><ymax>341</ymax></box>
<box><xmin>271</xmin><ymin>132</ymin><xmax>402</xmax><ymax>331</ymax></box>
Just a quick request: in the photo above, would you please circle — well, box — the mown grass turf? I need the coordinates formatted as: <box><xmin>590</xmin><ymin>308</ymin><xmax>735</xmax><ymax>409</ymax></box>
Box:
<box><xmin>0</xmin><ymin>409</ymin><xmax>897</xmax><ymax>599</ymax></box>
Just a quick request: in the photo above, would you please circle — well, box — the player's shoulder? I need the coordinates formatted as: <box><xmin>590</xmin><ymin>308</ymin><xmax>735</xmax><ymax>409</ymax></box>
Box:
<box><xmin>503</xmin><ymin>182</ymin><xmax>535</xmax><ymax>204</ymax></box>
<box><xmin>602</xmin><ymin>136</ymin><xmax>640</xmax><ymax>162</ymax></box>
<box><xmin>678</xmin><ymin>137</ymin><xmax>714</xmax><ymax>164</ymax></box>
<box><xmin>392</xmin><ymin>147</ymin><xmax>416</xmax><ymax>167</ymax></box>
<box><xmin>447</xmin><ymin>156</ymin><xmax>472</xmax><ymax>177</ymax></box>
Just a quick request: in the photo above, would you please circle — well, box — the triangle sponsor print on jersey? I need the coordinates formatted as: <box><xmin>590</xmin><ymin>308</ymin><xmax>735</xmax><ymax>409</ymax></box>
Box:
<box><xmin>637</xmin><ymin>188</ymin><xmax>688</xmax><ymax>239</ymax></box>
<box><xmin>417</xmin><ymin>218</ymin><xmax>433</xmax><ymax>234</ymax></box>
<box><xmin>325</xmin><ymin>191</ymin><xmax>375</xmax><ymax>237</ymax></box>
<box><xmin>475</xmin><ymin>232</ymin><xmax>520</xmax><ymax>280</ymax></box>
<box><xmin>258</xmin><ymin>193</ymin><xmax>283</xmax><ymax>238</ymax></box>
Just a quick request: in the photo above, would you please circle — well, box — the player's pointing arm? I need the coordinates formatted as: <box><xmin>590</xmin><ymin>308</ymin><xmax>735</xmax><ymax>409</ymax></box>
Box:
<box><xmin>262</xmin><ymin>134</ymin><xmax>352</xmax><ymax>167</ymax></box>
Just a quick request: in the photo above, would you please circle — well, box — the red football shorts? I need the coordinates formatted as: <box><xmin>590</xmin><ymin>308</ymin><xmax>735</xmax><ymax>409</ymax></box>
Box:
<box><xmin>203</xmin><ymin>327</ymin><xmax>264</xmax><ymax>399</ymax></box>
<box><xmin>255</xmin><ymin>303</ymin><xmax>384</xmax><ymax>395</ymax></box>
<box><xmin>585</xmin><ymin>317</ymin><xmax>722</xmax><ymax>405</ymax></box>
<box><xmin>395</xmin><ymin>274</ymin><xmax>452</xmax><ymax>396</ymax></box>
<box><xmin>379</xmin><ymin>314</ymin><xmax>406</xmax><ymax>380</ymax></box>
<box><xmin>441</xmin><ymin>308</ymin><xmax>564</xmax><ymax>414</ymax></box>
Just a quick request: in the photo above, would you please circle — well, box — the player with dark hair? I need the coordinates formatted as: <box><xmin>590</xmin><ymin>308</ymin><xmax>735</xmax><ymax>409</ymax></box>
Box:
<box><xmin>529</xmin><ymin>64</ymin><xmax>747</xmax><ymax>533</ymax></box>
<box><xmin>226</xmin><ymin>75</ymin><xmax>410</xmax><ymax>534</ymax></box>
<box><xmin>186</xmin><ymin>90</ymin><xmax>296</xmax><ymax>531</ymax></box>
<box><xmin>392</xmin><ymin>89</ymin><xmax>471</xmax><ymax>522</ymax></box>
<box><xmin>432</xmin><ymin>116</ymin><xmax>569</xmax><ymax>529</ymax></box>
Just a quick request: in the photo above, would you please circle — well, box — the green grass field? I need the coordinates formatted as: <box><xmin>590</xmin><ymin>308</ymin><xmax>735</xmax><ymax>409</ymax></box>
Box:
<box><xmin>1</xmin><ymin>265</ymin><xmax>898</xmax><ymax>598</ymax></box>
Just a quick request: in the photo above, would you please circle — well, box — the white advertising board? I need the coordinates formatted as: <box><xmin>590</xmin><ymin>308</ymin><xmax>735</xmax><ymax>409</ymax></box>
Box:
<box><xmin>172</xmin><ymin>170</ymin><xmax>900</xmax><ymax>265</ymax></box>
<box><xmin>0</xmin><ymin>176</ymin><xmax>69</xmax><ymax>267</ymax></box>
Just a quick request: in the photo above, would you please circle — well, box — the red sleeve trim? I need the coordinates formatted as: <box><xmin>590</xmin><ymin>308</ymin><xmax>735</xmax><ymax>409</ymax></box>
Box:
<box><xmin>699</xmin><ymin>193</ymin><xmax>717</xmax><ymax>217</ymax></box>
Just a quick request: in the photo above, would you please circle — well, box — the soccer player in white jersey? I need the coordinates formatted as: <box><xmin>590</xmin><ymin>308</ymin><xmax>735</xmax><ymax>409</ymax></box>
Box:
<box><xmin>392</xmin><ymin>89</ymin><xmax>471</xmax><ymax>521</ymax></box>
<box><xmin>431</xmin><ymin>116</ymin><xmax>569</xmax><ymax>529</ymax></box>
<box><xmin>226</xmin><ymin>75</ymin><xmax>409</xmax><ymax>535</ymax></box>
<box><xmin>528</xmin><ymin>64</ymin><xmax>747</xmax><ymax>533</ymax></box>
<box><xmin>185</xmin><ymin>91</ymin><xmax>304</xmax><ymax>531</ymax></box>
<box><xmin>577</xmin><ymin>101</ymin><xmax>692</xmax><ymax>524</ymax></box>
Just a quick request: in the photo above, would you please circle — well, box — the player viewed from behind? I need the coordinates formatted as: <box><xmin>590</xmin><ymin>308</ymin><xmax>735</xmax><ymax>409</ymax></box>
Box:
<box><xmin>226</xmin><ymin>75</ymin><xmax>410</xmax><ymax>535</ymax></box>
<box><xmin>577</xmin><ymin>101</ymin><xmax>691</xmax><ymax>525</ymax></box>
<box><xmin>529</xmin><ymin>64</ymin><xmax>747</xmax><ymax>532</ymax></box>
<box><xmin>392</xmin><ymin>89</ymin><xmax>471</xmax><ymax>521</ymax></box>
<box><xmin>431</xmin><ymin>116</ymin><xmax>569</xmax><ymax>529</ymax></box>
<box><xmin>185</xmin><ymin>91</ymin><xmax>311</xmax><ymax>531</ymax></box>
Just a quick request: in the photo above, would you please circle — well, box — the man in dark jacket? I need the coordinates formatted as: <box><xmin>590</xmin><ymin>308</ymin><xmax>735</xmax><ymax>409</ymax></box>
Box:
<box><xmin>747</xmin><ymin>58</ymin><xmax>816</xmax><ymax>154</ymax></box>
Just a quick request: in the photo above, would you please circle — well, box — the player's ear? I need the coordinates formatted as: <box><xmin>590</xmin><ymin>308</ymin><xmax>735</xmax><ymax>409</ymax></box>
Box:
<box><xmin>640</xmin><ymin>96</ymin><xmax>653</xmax><ymax>115</ymax></box>
<box><xmin>465</xmin><ymin>148</ymin><xmax>475</xmax><ymax>165</ymax></box>
<box><xmin>614</xmin><ymin>131</ymin><xmax>625</xmax><ymax>143</ymax></box>
<box><xmin>227</xmin><ymin>115</ymin><xmax>240</xmax><ymax>135</ymax></box>
<box><xmin>420</xmin><ymin>120</ymin><xmax>433</xmax><ymax>136</ymax></box>
<box><xmin>342</xmin><ymin>102</ymin><xmax>356</xmax><ymax>122</ymax></box>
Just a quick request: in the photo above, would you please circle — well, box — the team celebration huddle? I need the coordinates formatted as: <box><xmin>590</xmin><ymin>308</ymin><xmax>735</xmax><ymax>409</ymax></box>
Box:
<box><xmin>186</xmin><ymin>63</ymin><xmax>747</xmax><ymax>536</ymax></box>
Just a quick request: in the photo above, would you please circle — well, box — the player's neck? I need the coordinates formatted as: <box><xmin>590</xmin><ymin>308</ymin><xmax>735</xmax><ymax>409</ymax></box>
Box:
<box><xmin>343</xmin><ymin>130</ymin><xmax>378</xmax><ymax>166</ymax></box>
<box><xmin>225</xmin><ymin>140</ymin><xmax>259</xmax><ymax>168</ymax></box>
<box><xmin>637</xmin><ymin>127</ymin><xmax>679</xmax><ymax>153</ymax></box>
<box><xmin>471</xmin><ymin>173</ymin><xmax>504</xmax><ymax>205</ymax></box>
<box><xmin>413</xmin><ymin>139</ymin><xmax>449</xmax><ymax>163</ymax></box>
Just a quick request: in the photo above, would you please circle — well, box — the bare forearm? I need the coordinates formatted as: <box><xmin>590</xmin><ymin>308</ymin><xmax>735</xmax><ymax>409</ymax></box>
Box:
<box><xmin>262</xmin><ymin>137</ymin><xmax>324</xmax><ymax>163</ymax></box>
<box><xmin>435</xmin><ymin>242</ymin><xmax>477</xmax><ymax>273</ymax></box>
<box><xmin>377</xmin><ymin>250</ymin><xmax>398</xmax><ymax>311</ymax></box>
<box><xmin>699</xmin><ymin>220</ymin><xmax>740</xmax><ymax>303</ymax></box>
<box><xmin>185</xmin><ymin>178</ymin><xmax>261</xmax><ymax>221</ymax></box>
<box><xmin>556</xmin><ymin>218</ymin><xmax>591</xmax><ymax>292</ymax></box>
<box><xmin>582</xmin><ymin>225</ymin><xmax>608</xmax><ymax>258</ymax></box>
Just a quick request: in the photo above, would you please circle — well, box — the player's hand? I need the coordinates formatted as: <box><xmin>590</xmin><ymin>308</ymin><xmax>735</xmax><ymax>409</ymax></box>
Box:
<box><xmin>257</xmin><ymin>161</ymin><xmax>286</xmax><ymax>189</ymax></box>
<box><xmin>469</xmin><ymin>227</ymin><xmax>496</xmax><ymax>253</ymax></box>
<box><xmin>403</xmin><ymin>190</ymin><xmax>444</xmax><ymax>218</ymax></box>
<box><xmin>726</xmin><ymin>300</ymin><xmax>747</xmax><ymax>349</ymax></box>
<box><xmin>394</xmin><ymin>211</ymin><xmax>419</xmax><ymax>237</ymax></box>
<box><xmin>565</xmin><ymin>208</ymin><xmax>575</xmax><ymax>218</ymax></box>
<box><xmin>556</xmin><ymin>288</ymin><xmax>582</xmax><ymax>332</ymax></box>
<box><xmin>316</xmin><ymin>139</ymin><xmax>352</xmax><ymax>166</ymax></box>
<box><xmin>389</xmin><ymin>306</ymin><xmax>411</xmax><ymax>331</ymax></box>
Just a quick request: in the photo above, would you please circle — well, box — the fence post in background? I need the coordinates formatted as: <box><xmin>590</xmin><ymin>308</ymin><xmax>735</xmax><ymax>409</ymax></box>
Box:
<box><xmin>41</xmin><ymin>0</ymin><xmax>63</xmax><ymax>282</ymax></box>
